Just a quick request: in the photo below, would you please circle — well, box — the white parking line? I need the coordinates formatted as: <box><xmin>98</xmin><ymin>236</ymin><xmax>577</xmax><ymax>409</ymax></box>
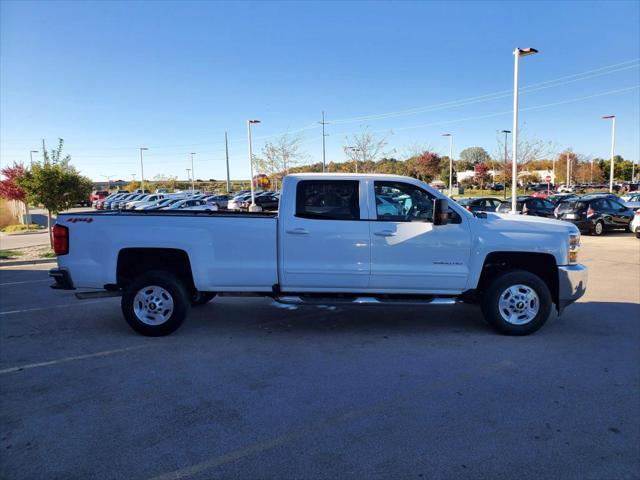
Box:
<box><xmin>0</xmin><ymin>300</ymin><xmax>111</xmax><ymax>316</ymax></box>
<box><xmin>0</xmin><ymin>279</ymin><xmax>49</xmax><ymax>286</ymax></box>
<box><xmin>0</xmin><ymin>344</ymin><xmax>151</xmax><ymax>374</ymax></box>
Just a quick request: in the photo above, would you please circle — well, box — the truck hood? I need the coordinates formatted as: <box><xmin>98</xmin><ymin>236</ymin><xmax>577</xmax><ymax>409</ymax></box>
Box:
<box><xmin>482</xmin><ymin>212</ymin><xmax>579</xmax><ymax>235</ymax></box>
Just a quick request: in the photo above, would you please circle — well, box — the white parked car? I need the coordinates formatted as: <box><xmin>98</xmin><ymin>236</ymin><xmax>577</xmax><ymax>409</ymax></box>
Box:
<box><xmin>620</xmin><ymin>192</ymin><xmax>640</xmax><ymax>210</ymax></box>
<box><xmin>161</xmin><ymin>198</ymin><xmax>218</xmax><ymax>211</ymax></box>
<box><xmin>50</xmin><ymin>173</ymin><xmax>587</xmax><ymax>338</ymax></box>
<box><xmin>630</xmin><ymin>208</ymin><xmax>640</xmax><ymax>238</ymax></box>
<box><xmin>127</xmin><ymin>194</ymin><xmax>166</xmax><ymax>210</ymax></box>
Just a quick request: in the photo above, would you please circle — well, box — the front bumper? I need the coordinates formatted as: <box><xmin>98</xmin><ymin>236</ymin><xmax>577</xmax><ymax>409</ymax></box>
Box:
<box><xmin>49</xmin><ymin>267</ymin><xmax>75</xmax><ymax>290</ymax></box>
<box><xmin>557</xmin><ymin>264</ymin><xmax>587</xmax><ymax>313</ymax></box>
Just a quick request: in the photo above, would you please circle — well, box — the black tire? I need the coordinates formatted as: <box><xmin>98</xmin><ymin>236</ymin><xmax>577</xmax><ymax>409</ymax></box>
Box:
<box><xmin>192</xmin><ymin>292</ymin><xmax>217</xmax><ymax>306</ymax></box>
<box><xmin>481</xmin><ymin>270</ymin><xmax>553</xmax><ymax>336</ymax></box>
<box><xmin>121</xmin><ymin>270</ymin><xmax>190</xmax><ymax>336</ymax></box>
<box><xmin>636</xmin><ymin>230</ymin><xmax>640</xmax><ymax>239</ymax></box>
<box><xmin>591</xmin><ymin>220</ymin><xmax>604</xmax><ymax>236</ymax></box>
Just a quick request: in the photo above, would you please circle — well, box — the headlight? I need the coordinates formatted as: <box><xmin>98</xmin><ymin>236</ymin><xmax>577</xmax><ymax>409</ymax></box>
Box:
<box><xmin>568</xmin><ymin>232</ymin><xmax>580</xmax><ymax>265</ymax></box>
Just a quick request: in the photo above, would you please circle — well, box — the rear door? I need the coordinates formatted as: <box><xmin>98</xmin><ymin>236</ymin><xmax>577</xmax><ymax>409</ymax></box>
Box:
<box><xmin>280</xmin><ymin>179</ymin><xmax>370</xmax><ymax>290</ymax></box>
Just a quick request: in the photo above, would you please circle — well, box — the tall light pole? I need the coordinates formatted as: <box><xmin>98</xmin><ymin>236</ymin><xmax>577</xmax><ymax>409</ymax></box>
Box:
<box><xmin>319</xmin><ymin>111</ymin><xmax>329</xmax><ymax>172</ymax></box>
<box><xmin>501</xmin><ymin>130</ymin><xmax>511</xmax><ymax>200</ymax></box>
<box><xmin>190</xmin><ymin>152</ymin><xmax>196</xmax><ymax>192</ymax></box>
<box><xmin>29</xmin><ymin>150</ymin><xmax>38</xmax><ymax>167</ymax></box>
<box><xmin>101</xmin><ymin>174</ymin><xmax>114</xmax><ymax>191</ymax></box>
<box><xmin>247</xmin><ymin>119</ymin><xmax>261</xmax><ymax>212</ymax></box>
<box><xmin>139</xmin><ymin>147</ymin><xmax>148</xmax><ymax>192</ymax></box>
<box><xmin>441</xmin><ymin>133</ymin><xmax>453</xmax><ymax>196</ymax></box>
<box><xmin>602</xmin><ymin>115</ymin><xmax>616</xmax><ymax>193</ymax></box>
<box><xmin>511</xmin><ymin>47</ymin><xmax>538</xmax><ymax>213</ymax></box>
<box><xmin>566</xmin><ymin>151</ymin><xmax>572</xmax><ymax>188</ymax></box>
<box><xmin>225</xmin><ymin>132</ymin><xmax>231</xmax><ymax>193</ymax></box>
<box><xmin>186</xmin><ymin>168</ymin><xmax>191</xmax><ymax>188</ymax></box>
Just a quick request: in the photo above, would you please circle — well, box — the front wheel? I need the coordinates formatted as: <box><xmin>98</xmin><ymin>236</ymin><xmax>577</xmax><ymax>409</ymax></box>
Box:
<box><xmin>121</xmin><ymin>271</ymin><xmax>190</xmax><ymax>336</ymax></box>
<box><xmin>481</xmin><ymin>270</ymin><xmax>552</xmax><ymax>335</ymax></box>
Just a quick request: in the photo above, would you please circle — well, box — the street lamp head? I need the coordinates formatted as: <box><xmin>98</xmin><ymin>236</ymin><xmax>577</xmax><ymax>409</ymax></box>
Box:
<box><xmin>248</xmin><ymin>119</ymin><xmax>261</xmax><ymax>124</ymax></box>
<box><xmin>501</xmin><ymin>130</ymin><xmax>511</xmax><ymax>134</ymax></box>
<box><xmin>140</xmin><ymin>147</ymin><xmax>149</xmax><ymax>151</ymax></box>
<box><xmin>30</xmin><ymin>150</ymin><xmax>39</xmax><ymax>153</ymax></box>
<box><xmin>441</xmin><ymin>133</ymin><xmax>452</xmax><ymax>137</ymax></box>
<box><xmin>515</xmin><ymin>47</ymin><xmax>539</xmax><ymax>57</ymax></box>
<box><xmin>602</xmin><ymin>115</ymin><xmax>615</xmax><ymax>119</ymax></box>
<box><xmin>190</xmin><ymin>152</ymin><xmax>197</xmax><ymax>155</ymax></box>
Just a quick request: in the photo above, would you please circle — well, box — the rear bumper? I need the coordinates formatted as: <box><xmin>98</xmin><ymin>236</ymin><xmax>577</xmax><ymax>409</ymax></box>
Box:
<box><xmin>49</xmin><ymin>268</ymin><xmax>75</xmax><ymax>290</ymax></box>
<box><xmin>557</xmin><ymin>264</ymin><xmax>587</xmax><ymax>314</ymax></box>
<box><xmin>560</xmin><ymin>218</ymin><xmax>593</xmax><ymax>232</ymax></box>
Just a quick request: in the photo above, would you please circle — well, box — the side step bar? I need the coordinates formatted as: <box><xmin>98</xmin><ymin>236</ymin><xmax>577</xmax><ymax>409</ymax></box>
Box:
<box><xmin>274</xmin><ymin>295</ymin><xmax>458</xmax><ymax>306</ymax></box>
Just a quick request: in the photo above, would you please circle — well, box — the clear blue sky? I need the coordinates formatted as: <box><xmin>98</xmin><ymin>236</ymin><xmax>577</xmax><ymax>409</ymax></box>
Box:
<box><xmin>1</xmin><ymin>0</ymin><xmax>639</xmax><ymax>182</ymax></box>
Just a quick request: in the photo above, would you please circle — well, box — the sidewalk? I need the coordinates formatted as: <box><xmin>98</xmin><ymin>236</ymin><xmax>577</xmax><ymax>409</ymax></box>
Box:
<box><xmin>0</xmin><ymin>231</ymin><xmax>50</xmax><ymax>250</ymax></box>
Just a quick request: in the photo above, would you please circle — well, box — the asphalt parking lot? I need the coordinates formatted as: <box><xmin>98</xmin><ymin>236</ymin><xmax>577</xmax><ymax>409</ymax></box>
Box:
<box><xmin>1</xmin><ymin>234</ymin><xmax>639</xmax><ymax>480</ymax></box>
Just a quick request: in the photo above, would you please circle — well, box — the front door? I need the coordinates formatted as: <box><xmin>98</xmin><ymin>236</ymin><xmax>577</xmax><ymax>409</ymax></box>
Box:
<box><xmin>368</xmin><ymin>181</ymin><xmax>472</xmax><ymax>293</ymax></box>
<box><xmin>280</xmin><ymin>179</ymin><xmax>370</xmax><ymax>290</ymax></box>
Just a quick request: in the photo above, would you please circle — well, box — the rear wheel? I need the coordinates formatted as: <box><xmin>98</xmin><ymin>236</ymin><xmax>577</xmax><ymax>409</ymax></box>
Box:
<box><xmin>592</xmin><ymin>220</ymin><xmax>604</xmax><ymax>236</ymax></box>
<box><xmin>481</xmin><ymin>270</ymin><xmax>552</xmax><ymax>335</ymax></box>
<box><xmin>121</xmin><ymin>271</ymin><xmax>190</xmax><ymax>336</ymax></box>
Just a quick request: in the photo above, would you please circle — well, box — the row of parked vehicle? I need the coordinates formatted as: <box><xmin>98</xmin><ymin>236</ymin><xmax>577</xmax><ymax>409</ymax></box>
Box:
<box><xmin>92</xmin><ymin>189</ymin><xmax>281</xmax><ymax>213</ymax></box>
<box><xmin>455</xmin><ymin>192</ymin><xmax>640</xmax><ymax>237</ymax></box>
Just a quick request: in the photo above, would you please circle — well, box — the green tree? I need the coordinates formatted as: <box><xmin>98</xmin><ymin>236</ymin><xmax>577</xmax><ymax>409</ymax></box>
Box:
<box><xmin>17</xmin><ymin>140</ymin><xmax>93</xmax><ymax>246</ymax></box>
<box><xmin>459</xmin><ymin>147</ymin><xmax>491</xmax><ymax>165</ymax></box>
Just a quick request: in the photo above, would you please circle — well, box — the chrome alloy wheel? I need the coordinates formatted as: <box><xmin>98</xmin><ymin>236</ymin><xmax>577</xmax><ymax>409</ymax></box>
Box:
<box><xmin>133</xmin><ymin>285</ymin><xmax>174</xmax><ymax>325</ymax></box>
<box><xmin>498</xmin><ymin>284</ymin><xmax>540</xmax><ymax>325</ymax></box>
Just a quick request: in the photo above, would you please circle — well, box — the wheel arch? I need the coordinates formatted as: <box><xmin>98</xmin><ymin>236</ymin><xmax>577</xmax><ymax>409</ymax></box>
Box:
<box><xmin>477</xmin><ymin>251</ymin><xmax>559</xmax><ymax>309</ymax></box>
<box><xmin>116</xmin><ymin>248</ymin><xmax>196</xmax><ymax>294</ymax></box>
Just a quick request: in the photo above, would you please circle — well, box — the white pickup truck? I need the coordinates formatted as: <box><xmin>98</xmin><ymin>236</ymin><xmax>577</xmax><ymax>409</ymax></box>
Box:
<box><xmin>50</xmin><ymin>174</ymin><xmax>587</xmax><ymax>336</ymax></box>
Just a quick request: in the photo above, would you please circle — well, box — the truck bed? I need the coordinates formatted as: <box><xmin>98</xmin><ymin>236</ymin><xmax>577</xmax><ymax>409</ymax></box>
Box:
<box><xmin>57</xmin><ymin>210</ymin><xmax>279</xmax><ymax>291</ymax></box>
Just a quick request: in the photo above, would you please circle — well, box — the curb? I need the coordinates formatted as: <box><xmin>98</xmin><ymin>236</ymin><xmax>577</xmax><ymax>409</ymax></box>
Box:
<box><xmin>0</xmin><ymin>259</ymin><xmax>57</xmax><ymax>267</ymax></box>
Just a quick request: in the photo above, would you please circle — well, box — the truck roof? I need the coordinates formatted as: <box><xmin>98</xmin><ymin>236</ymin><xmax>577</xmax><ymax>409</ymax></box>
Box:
<box><xmin>287</xmin><ymin>173</ymin><xmax>416</xmax><ymax>180</ymax></box>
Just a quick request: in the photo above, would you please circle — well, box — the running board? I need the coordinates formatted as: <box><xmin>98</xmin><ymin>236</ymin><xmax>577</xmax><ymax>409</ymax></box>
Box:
<box><xmin>274</xmin><ymin>295</ymin><xmax>458</xmax><ymax>306</ymax></box>
<box><xmin>75</xmin><ymin>290</ymin><xmax>122</xmax><ymax>300</ymax></box>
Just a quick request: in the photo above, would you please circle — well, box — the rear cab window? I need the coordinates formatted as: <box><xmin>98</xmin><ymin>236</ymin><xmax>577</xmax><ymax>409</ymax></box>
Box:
<box><xmin>295</xmin><ymin>180</ymin><xmax>361</xmax><ymax>220</ymax></box>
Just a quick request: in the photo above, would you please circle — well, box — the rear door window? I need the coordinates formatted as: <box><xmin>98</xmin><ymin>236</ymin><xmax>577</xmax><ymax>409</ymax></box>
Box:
<box><xmin>296</xmin><ymin>180</ymin><xmax>360</xmax><ymax>220</ymax></box>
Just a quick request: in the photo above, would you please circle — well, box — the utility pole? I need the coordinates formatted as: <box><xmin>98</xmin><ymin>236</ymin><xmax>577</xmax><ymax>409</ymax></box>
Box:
<box><xmin>319</xmin><ymin>111</ymin><xmax>329</xmax><ymax>172</ymax></box>
<box><xmin>225</xmin><ymin>132</ymin><xmax>231</xmax><ymax>193</ymax></box>
<box><xmin>247</xmin><ymin>119</ymin><xmax>261</xmax><ymax>212</ymax></box>
<box><xmin>566</xmin><ymin>152</ymin><xmax>571</xmax><ymax>187</ymax></box>
<box><xmin>29</xmin><ymin>150</ymin><xmax>38</xmax><ymax>167</ymax></box>
<box><xmin>190</xmin><ymin>152</ymin><xmax>196</xmax><ymax>192</ymax></box>
<box><xmin>139</xmin><ymin>147</ymin><xmax>148</xmax><ymax>192</ymax></box>
<box><xmin>602</xmin><ymin>115</ymin><xmax>616</xmax><ymax>192</ymax></box>
<box><xmin>441</xmin><ymin>133</ymin><xmax>453</xmax><ymax>196</ymax></box>
<box><xmin>42</xmin><ymin>139</ymin><xmax>46</xmax><ymax>162</ymax></box>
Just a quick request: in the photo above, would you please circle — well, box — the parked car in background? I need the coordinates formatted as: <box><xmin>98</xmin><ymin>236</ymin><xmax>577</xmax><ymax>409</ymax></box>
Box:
<box><xmin>488</xmin><ymin>183</ymin><xmax>505</xmax><ymax>191</ymax></box>
<box><xmin>547</xmin><ymin>193</ymin><xmax>579</xmax><ymax>205</ymax></box>
<box><xmin>89</xmin><ymin>190</ymin><xmax>110</xmax><ymax>207</ymax></box>
<box><xmin>202</xmin><ymin>194</ymin><xmax>231</xmax><ymax>209</ymax></box>
<box><xmin>102</xmin><ymin>193</ymin><xmax>129</xmax><ymax>210</ymax></box>
<box><xmin>114</xmin><ymin>194</ymin><xmax>144</xmax><ymax>210</ymax></box>
<box><xmin>496</xmin><ymin>196</ymin><xmax>556</xmax><ymax>217</ymax></box>
<box><xmin>456</xmin><ymin>197</ymin><xmax>503</xmax><ymax>213</ymax></box>
<box><xmin>138</xmin><ymin>197</ymin><xmax>184</xmax><ymax>210</ymax></box>
<box><xmin>161</xmin><ymin>198</ymin><xmax>218</xmax><ymax>211</ymax></box>
<box><xmin>620</xmin><ymin>192</ymin><xmax>640</xmax><ymax>210</ymax></box>
<box><xmin>239</xmin><ymin>194</ymin><xmax>279</xmax><ymax>211</ymax></box>
<box><xmin>554</xmin><ymin>194</ymin><xmax>634</xmax><ymax>235</ymax></box>
<box><xmin>630</xmin><ymin>209</ymin><xmax>640</xmax><ymax>238</ymax></box>
<box><xmin>126</xmin><ymin>194</ymin><xmax>167</xmax><ymax>210</ymax></box>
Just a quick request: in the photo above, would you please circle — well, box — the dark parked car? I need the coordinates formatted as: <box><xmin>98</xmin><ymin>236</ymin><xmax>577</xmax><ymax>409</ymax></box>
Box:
<box><xmin>554</xmin><ymin>195</ymin><xmax>634</xmax><ymax>235</ymax></box>
<box><xmin>488</xmin><ymin>182</ymin><xmax>505</xmax><ymax>191</ymax></box>
<box><xmin>241</xmin><ymin>194</ymin><xmax>279</xmax><ymax>211</ymax></box>
<box><xmin>496</xmin><ymin>196</ymin><xmax>555</xmax><ymax>217</ymax></box>
<box><xmin>547</xmin><ymin>193</ymin><xmax>580</xmax><ymax>205</ymax></box>
<box><xmin>456</xmin><ymin>197</ymin><xmax>502</xmax><ymax>213</ymax></box>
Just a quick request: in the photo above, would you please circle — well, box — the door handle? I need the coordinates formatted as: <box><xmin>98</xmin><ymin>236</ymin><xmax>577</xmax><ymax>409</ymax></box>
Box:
<box><xmin>286</xmin><ymin>228</ymin><xmax>309</xmax><ymax>235</ymax></box>
<box><xmin>374</xmin><ymin>230</ymin><xmax>396</xmax><ymax>237</ymax></box>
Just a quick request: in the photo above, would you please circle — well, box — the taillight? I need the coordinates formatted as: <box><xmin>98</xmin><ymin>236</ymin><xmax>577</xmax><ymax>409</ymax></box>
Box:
<box><xmin>635</xmin><ymin>209</ymin><xmax>640</xmax><ymax>216</ymax></box>
<box><xmin>53</xmin><ymin>224</ymin><xmax>69</xmax><ymax>256</ymax></box>
<box><xmin>587</xmin><ymin>207</ymin><xmax>595</xmax><ymax>218</ymax></box>
<box><xmin>465</xmin><ymin>206</ymin><xmax>472</xmax><ymax>212</ymax></box>
<box><xmin>522</xmin><ymin>203</ymin><xmax>529</xmax><ymax>215</ymax></box>
<box><xmin>554</xmin><ymin>206</ymin><xmax>559</xmax><ymax>218</ymax></box>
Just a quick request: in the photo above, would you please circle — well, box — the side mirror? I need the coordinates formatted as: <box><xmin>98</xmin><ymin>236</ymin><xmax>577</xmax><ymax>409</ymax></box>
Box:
<box><xmin>433</xmin><ymin>198</ymin><xmax>449</xmax><ymax>226</ymax></box>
